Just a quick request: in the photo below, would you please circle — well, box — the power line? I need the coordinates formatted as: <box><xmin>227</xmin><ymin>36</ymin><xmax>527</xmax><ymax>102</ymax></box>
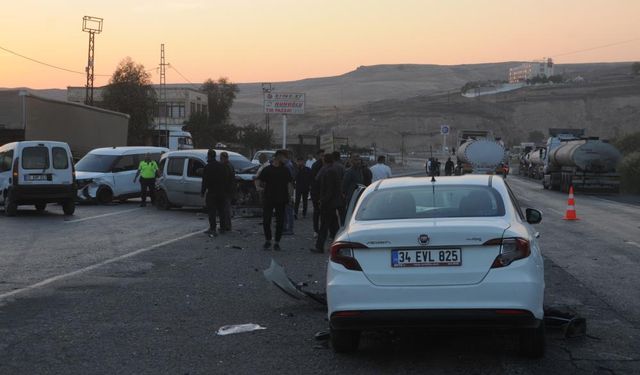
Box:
<box><xmin>552</xmin><ymin>37</ymin><xmax>640</xmax><ymax>58</ymax></box>
<box><xmin>168</xmin><ymin>64</ymin><xmax>193</xmax><ymax>84</ymax></box>
<box><xmin>0</xmin><ymin>44</ymin><xmax>111</xmax><ymax>77</ymax></box>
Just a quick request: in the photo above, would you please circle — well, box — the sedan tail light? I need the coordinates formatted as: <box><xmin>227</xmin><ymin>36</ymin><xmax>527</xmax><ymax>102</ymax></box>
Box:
<box><xmin>329</xmin><ymin>242</ymin><xmax>368</xmax><ymax>271</ymax></box>
<box><xmin>484</xmin><ymin>237</ymin><xmax>531</xmax><ymax>268</ymax></box>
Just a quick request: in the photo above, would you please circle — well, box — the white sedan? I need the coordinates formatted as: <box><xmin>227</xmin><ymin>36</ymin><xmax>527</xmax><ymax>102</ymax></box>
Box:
<box><xmin>326</xmin><ymin>175</ymin><xmax>545</xmax><ymax>357</ymax></box>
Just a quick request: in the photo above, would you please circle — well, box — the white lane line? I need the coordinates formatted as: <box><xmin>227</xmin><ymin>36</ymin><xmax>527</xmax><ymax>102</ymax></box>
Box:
<box><xmin>64</xmin><ymin>207</ymin><xmax>143</xmax><ymax>223</ymax></box>
<box><xmin>624</xmin><ymin>241</ymin><xmax>640</xmax><ymax>249</ymax></box>
<box><xmin>0</xmin><ymin>229</ymin><xmax>205</xmax><ymax>301</ymax></box>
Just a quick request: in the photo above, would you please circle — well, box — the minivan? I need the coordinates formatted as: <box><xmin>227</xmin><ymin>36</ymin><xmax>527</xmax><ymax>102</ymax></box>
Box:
<box><xmin>156</xmin><ymin>149</ymin><xmax>258</xmax><ymax>209</ymax></box>
<box><xmin>75</xmin><ymin>146</ymin><xmax>169</xmax><ymax>204</ymax></box>
<box><xmin>0</xmin><ymin>141</ymin><xmax>76</xmax><ymax>216</ymax></box>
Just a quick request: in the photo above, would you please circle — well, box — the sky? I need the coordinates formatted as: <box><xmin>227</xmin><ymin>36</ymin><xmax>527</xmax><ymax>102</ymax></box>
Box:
<box><xmin>1</xmin><ymin>0</ymin><xmax>639</xmax><ymax>89</ymax></box>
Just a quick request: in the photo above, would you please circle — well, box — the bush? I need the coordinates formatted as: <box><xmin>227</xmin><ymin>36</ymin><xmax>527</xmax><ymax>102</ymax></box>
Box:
<box><xmin>619</xmin><ymin>152</ymin><xmax>640</xmax><ymax>193</ymax></box>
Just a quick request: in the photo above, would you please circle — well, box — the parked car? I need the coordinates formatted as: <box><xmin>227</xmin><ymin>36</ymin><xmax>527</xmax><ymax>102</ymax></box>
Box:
<box><xmin>326</xmin><ymin>175</ymin><xmax>544</xmax><ymax>357</ymax></box>
<box><xmin>0</xmin><ymin>141</ymin><xmax>76</xmax><ymax>216</ymax></box>
<box><xmin>75</xmin><ymin>146</ymin><xmax>169</xmax><ymax>204</ymax></box>
<box><xmin>251</xmin><ymin>150</ymin><xmax>276</xmax><ymax>165</ymax></box>
<box><xmin>156</xmin><ymin>149</ymin><xmax>259</xmax><ymax>209</ymax></box>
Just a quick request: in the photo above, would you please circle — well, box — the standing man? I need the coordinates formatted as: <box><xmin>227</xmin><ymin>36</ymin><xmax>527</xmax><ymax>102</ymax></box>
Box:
<box><xmin>444</xmin><ymin>157</ymin><xmax>455</xmax><ymax>176</ymax></box>
<box><xmin>369</xmin><ymin>155</ymin><xmax>392</xmax><ymax>182</ymax></box>
<box><xmin>305</xmin><ymin>154</ymin><xmax>315</xmax><ymax>169</ymax></box>
<box><xmin>294</xmin><ymin>156</ymin><xmax>312</xmax><ymax>219</ymax></box>
<box><xmin>254</xmin><ymin>153</ymin><xmax>270</xmax><ymax>203</ymax></box>
<box><xmin>342</xmin><ymin>154</ymin><xmax>371</xmax><ymax>210</ymax></box>
<box><xmin>257</xmin><ymin>150</ymin><xmax>293</xmax><ymax>251</ymax></box>
<box><xmin>310</xmin><ymin>149</ymin><xmax>325</xmax><ymax>237</ymax></box>
<box><xmin>134</xmin><ymin>153</ymin><xmax>158</xmax><ymax>207</ymax></box>
<box><xmin>219</xmin><ymin>152</ymin><xmax>235</xmax><ymax>232</ymax></box>
<box><xmin>313</xmin><ymin>153</ymin><xmax>341</xmax><ymax>253</ymax></box>
<box><xmin>201</xmin><ymin>149</ymin><xmax>227</xmax><ymax>237</ymax></box>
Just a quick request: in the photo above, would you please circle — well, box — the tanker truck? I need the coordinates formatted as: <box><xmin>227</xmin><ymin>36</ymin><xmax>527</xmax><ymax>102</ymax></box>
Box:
<box><xmin>542</xmin><ymin>136</ymin><xmax>622</xmax><ymax>193</ymax></box>
<box><xmin>456</xmin><ymin>138</ymin><xmax>506</xmax><ymax>175</ymax></box>
<box><xmin>525</xmin><ymin>147</ymin><xmax>546</xmax><ymax>179</ymax></box>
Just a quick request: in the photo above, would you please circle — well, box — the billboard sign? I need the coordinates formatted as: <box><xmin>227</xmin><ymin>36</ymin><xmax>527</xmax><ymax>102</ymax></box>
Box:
<box><xmin>264</xmin><ymin>92</ymin><xmax>305</xmax><ymax>114</ymax></box>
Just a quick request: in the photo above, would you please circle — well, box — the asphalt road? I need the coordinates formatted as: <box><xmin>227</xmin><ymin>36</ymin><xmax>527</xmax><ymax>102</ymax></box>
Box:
<box><xmin>1</xmin><ymin>175</ymin><xmax>639</xmax><ymax>374</ymax></box>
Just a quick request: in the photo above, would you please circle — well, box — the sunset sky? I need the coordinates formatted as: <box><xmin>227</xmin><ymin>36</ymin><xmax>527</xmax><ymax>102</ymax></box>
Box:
<box><xmin>1</xmin><ymin>0</ymin><xmax>639</xmax><ymax>89</ymax></box>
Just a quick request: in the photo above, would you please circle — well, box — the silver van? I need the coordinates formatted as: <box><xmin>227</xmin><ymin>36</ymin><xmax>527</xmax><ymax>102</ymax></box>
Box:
<box><xmin>155</xmin><ymin>149</ymin><xmax>258</xmax><ymax>209</ymax></box>
<box><xmin>0</xmin><ymin>141</ymin><xmax>76</xmax><ymax>216</ymax></box>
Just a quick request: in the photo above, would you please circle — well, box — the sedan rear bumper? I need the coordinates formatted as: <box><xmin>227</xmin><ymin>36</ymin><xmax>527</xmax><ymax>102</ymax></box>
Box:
<box><xmin>330</xmin><ymin>309</ymin><xmax>541</xmax><ymax>330</ymax></box>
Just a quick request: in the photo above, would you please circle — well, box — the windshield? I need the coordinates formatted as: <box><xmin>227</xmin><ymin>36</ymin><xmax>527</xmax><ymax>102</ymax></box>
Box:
<box><xmin>75</xmin><ymin>154</ymin><xmax>118</xmax><ymax>173</ymax></box>
<box><xmin>355</xmin><ymin>185</ymin><xmax>505</xmax><ymax>221</ymax></box>
<box><xmin>229</xmin><ymin>157</ymin><xmax>258</xmax><ymax>173</ymax></box>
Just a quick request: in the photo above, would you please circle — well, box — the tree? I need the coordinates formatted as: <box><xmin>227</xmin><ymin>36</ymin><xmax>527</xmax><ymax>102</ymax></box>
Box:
<box><xmin>632</xmin><ymin>62</ymin><xmax>640</xmax><ymax>76</ymax></box>
<box><xmin>101</xmin><ymin>57</ymin><xmax>156</xmax><ymax>145</ymax></box>
<box><xmin>238</xmin><ymin>123</ymin><xmax>273</xmax><ymax>157</ymax></box>
<box><xmin>184</xmin><ymin>112</ymin><xmax>213</xmax><ymax>148</ymax></box>
<box><xmin>201</xmin><ymin>78</ymin><xmax>239</xmax><ymax>126</ymax></box>
<box><xmin>528</xmin><ymin>130</ymin><xmax>545</xmax><ymax>144</ymax></box>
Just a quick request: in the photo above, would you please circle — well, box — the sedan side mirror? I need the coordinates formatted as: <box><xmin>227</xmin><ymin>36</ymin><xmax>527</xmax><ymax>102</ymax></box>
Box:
<box><xmin>526</xmin><ymin>208</ymin><xmax>542</xmax><ymax>224</ymax></box>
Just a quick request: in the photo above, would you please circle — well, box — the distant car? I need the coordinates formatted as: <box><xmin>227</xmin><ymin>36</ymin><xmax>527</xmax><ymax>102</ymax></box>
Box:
<box><xmin>156</xmin><ymin>149</ymin><xmax>259</xmax><ymax>209</ymax></box>
<box><xmin>326</xmin><ymin>175</ymin><xmax>545</xmax><ymax>357</ymax></box>
<box><xmin>0</xmin><ymin>141</ymin><xmax>76</xmax><ymax>216</ymax></box>
<box><xmin>75</xmin><ymin>146</ymin><xmax>169</xmax><ymax>204</ymax></box>
<box><xmin>251</xmin><ymin>150</ymin><xmax>276</xmax><ymax>165</ymax></box>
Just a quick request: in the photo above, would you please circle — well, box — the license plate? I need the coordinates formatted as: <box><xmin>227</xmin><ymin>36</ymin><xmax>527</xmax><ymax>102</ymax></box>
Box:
<box><xmin>391</xmin><ymin>249</ymin><xmax>461</xmax><ymax>267</ymax></box>
<box><xmin>26</xmin><ymin>174</ymin><xmax>48</xmax><ymax>181</ymax></box>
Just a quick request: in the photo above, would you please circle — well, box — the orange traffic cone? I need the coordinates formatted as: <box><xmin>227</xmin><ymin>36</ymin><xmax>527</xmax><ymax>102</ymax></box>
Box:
<box><xmin>563</xmin><ymin>186</ymin><xmax>579</xmax><ymax>220</ymax></box>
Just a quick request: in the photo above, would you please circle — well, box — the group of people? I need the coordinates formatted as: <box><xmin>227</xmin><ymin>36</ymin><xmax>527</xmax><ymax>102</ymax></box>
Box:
<box><xmin>201</xmin><ymin>147</ymin><xmax>393</xmax><ymax>252</ymax></box>
<box><xmin>426</xmin><ymin>157</ymin><xmax>457</xmax><ymax>177</ymax></box>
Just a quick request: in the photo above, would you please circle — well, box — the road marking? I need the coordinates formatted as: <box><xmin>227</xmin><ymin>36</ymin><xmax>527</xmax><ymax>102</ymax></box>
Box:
<box><xmin>64</xmin><ymin>207</ymin><xmax>143</xmax><ymax>223</ymax></box>
<box><xmin>546</xmin><ymin>208</ymin><xmax>564</xmax><ymax>216</ymax></box>
<box><xmin>624</xmin><ymin>241</ymin><xmax>640</xmax><ymax>249</ymax></box>
<box><xmin>0</xmin><ymin>229</ymin><xmax>205</xmax><ymax>302</ymax></box>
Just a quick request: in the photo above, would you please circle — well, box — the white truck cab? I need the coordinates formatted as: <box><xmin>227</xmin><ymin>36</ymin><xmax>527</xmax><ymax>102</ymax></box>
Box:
<box><xmin>0</xmin><ymin>141</ymin><xmax>76</xmax><ymax>216</ymax></box>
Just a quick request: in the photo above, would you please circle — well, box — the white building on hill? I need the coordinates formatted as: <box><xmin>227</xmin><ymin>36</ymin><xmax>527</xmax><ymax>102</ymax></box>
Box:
<box><xmin>509</xmin><ymin>58</ymin><xmax>555</xmax><ymax>83</ymax></box>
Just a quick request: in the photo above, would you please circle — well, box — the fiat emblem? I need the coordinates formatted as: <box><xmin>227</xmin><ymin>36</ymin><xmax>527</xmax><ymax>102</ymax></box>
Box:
<box><xmin>418</xmin><ymin>234</ymin><xmax>430</xmax><ymax>246</ymax></box>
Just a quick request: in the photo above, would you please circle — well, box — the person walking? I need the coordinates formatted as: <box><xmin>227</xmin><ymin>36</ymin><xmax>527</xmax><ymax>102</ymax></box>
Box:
<box><xmin>133</xmin><ymin>153</ymin><xmax>159</xmax><ymax>207</ymax></box>
<box><xmin>310</xmin><ymin>149</ymin><xmax>325</xmax><ymax>237</ymax></box>
<box><xmin>294</xmin><ymin>156</ymin><xmax>312</xmax><ymax>219</ymax></box>
<box><xmin>444</xmin><ymin>157</ymin><xmax>455</xmax><ymax>176</ymax></box>
<box><xmin>219</xmin><ymin>152</ymin><xmax>235</xmax><ymax>232</ymax></box>
<box><xmin>200</xmin><ymin>149</ymin><xmax>227</xmax><ymax>237</ymax></box>
<box><xmin>257</xmin><ymin>150</ymin><xmax>293</xmax><ymax>251</ymax></box>
<box><xmin>369</xmin><ymin>155</ymin><xmax>392</xmax><ymax>182</ymax></box>
<box><xmin>313</xmin><ymin>153</ymin><xmax>341</xmax><ymax>253</ymax></box>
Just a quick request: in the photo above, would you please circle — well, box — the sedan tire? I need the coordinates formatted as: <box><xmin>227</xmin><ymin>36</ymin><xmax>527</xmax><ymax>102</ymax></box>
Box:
<box><xmin>330</xmin><ymin>328</ymin><xmax>360</xmax><ymax>353</ymax></box>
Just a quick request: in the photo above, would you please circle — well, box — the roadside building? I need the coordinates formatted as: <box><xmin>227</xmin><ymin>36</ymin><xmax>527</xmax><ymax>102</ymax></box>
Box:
<box><xmin>509</xmin><ymin>58</ymin><xmax>555</xmax><ymax>83</ymax></box>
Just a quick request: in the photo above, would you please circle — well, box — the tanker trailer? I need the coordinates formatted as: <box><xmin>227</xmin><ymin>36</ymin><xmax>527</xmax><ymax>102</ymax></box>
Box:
<box><xmin>456</xmin><ymin>139</ymin><xmax>506</xmax><ymax>175</ymax></box>
<box><xmin>527</xmin><ymin>147</ymin><xmax>546</xmax><ymax>179</ymax></box>
<box><xmin>542</xmin><ymin>138</ymin><xmax>621</xmax><ymax>193</ymax></box>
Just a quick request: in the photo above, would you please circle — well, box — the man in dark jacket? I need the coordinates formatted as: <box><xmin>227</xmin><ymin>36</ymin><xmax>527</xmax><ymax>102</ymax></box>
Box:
<box><xmin>331</xmin><ymin>151</ymin><xmax>347</xmax><ymax>225</ymax></box>
<box><xmin>201</xmin><ymin>149</ymin><xmax>228</xmax><ymax>237</ymax></box>
<box><xmin>294</xmin><ymin>156</ymin><xmax>312</xmax><ymax>219</ymax></box>
<box><xmin>257</xmin><ymin>150</ymin><xmax>293</xmax><ymax>251</ymax></box>
<box><xmin>309</xmin><ymin>149</ymin><xmax>325</xmax><ymax>236</ymax></box>
<box><xmin>444</xmin><ymin>157</ymin><xmax>455</xmax><ymax>176</ymax></box>
<box><xmin>342</xmin><ymin>153</ymin><xmax>372</xmax><ymax>210</ymax></box>
<box><xmin>219</xmin><ymin>152</ymin><xmax>236</xmax><ymax>232</ymax></box>
<box><xmin>313</xmin><ymin>153</ymin><xmax>341</xmax><ymax>253</ymax></box>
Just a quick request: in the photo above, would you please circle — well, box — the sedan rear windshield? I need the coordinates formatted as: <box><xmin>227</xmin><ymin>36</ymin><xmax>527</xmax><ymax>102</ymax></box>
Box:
<box><xmin>355</xmin><ymin>185</ymin><xmax>505</xmax><ymax>221</ymax></box>
<box><xmin>75</xmin><ymin>154</ymin><xmax>118</xmax><ymax>173</ymax></box>
<box><xmin>22</xmin><ymin>147</ymin><xmax>50</xmax><ymax>170</ymax></box>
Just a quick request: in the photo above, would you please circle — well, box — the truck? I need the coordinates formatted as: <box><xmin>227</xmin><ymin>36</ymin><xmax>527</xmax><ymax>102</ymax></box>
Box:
<box><xmin>521</xmin><ymin>147</ymin><xmax>546</xmax><ymax>179</ymax></box>
<box><xmin>0</xmin><ymin>90</ymin><xmax>129</xmax><ymax>159</ymax></box>
<box><xmin>542</xmin><ymin>129</ymin><xmax>622</xmax><ymax>193</ymax></box>
<box><xmin>456</xmin><ymin>138</ymin><xmax>506</xmax><ymax>175</ymax></box>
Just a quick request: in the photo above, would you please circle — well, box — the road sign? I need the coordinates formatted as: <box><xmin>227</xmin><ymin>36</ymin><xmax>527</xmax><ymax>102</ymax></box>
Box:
<box><xmin>264</xmin><ymin>92</ymin><xmax>305</xmax><ymax>115</ymax></box>
<box><xmin>441</xmin><ymin>125</ymin><xmax>450</xmax><ymax>135</ymax></box>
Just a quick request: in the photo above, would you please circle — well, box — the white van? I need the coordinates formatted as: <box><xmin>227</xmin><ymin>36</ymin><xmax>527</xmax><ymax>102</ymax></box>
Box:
<box><xmin>75</xmin><ymin>146</ymin><xmax>169</xmax><ymax>204</ymax></box>
<box><xmin>0</xmin><ymin>141</ymin><xmax>76</xmax><ymax>216</ymax></box>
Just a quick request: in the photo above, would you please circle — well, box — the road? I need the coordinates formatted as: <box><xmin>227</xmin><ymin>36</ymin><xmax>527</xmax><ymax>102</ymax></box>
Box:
<box><xmin>1</xmin><ymin>175</ymin><xmax>639</xmax><ymax>374</ymax></box>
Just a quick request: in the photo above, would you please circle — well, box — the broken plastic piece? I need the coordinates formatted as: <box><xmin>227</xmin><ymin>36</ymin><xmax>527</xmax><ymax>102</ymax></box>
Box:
<box><xmin>216</xmin><ymin>323</ymin><xmax>266</xmax><ymax>336</ymax></box>
<box><xmin>263</xmin><ymin>259</ymin><xmax>306</xmax><ymax>299</ymax></box>
<box><xmin>544</xmin><ymin>307</ymin><xmax>587</xmax><ymax>338</ymax></box>
<box><xmin>314</xmin><ymin>330</ymin><xmax>330</xmax><ymax>341</ymax></box>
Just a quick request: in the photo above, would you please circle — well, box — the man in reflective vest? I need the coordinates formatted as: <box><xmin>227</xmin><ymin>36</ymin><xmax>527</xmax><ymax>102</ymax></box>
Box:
<box><xmin>134</xmin><ymin>153</ymin><xmax>159</xmax><ymax>207</ymax></box>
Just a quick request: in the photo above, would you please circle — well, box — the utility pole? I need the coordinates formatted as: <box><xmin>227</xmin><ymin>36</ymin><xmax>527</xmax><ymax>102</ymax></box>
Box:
<box><xmin>82</xmin><ymin>16</ymin><xmax>103</xmax><ymax>106</ymax></box>
<box><xmin>261</xmin><ymin>83</ymin><xmax>272</xmax><ymax>133</ymax></box>
<box><xmin>159</xmin><ymin>44</ymin><xmax>168</xmax><ymax>147</ymax></box>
